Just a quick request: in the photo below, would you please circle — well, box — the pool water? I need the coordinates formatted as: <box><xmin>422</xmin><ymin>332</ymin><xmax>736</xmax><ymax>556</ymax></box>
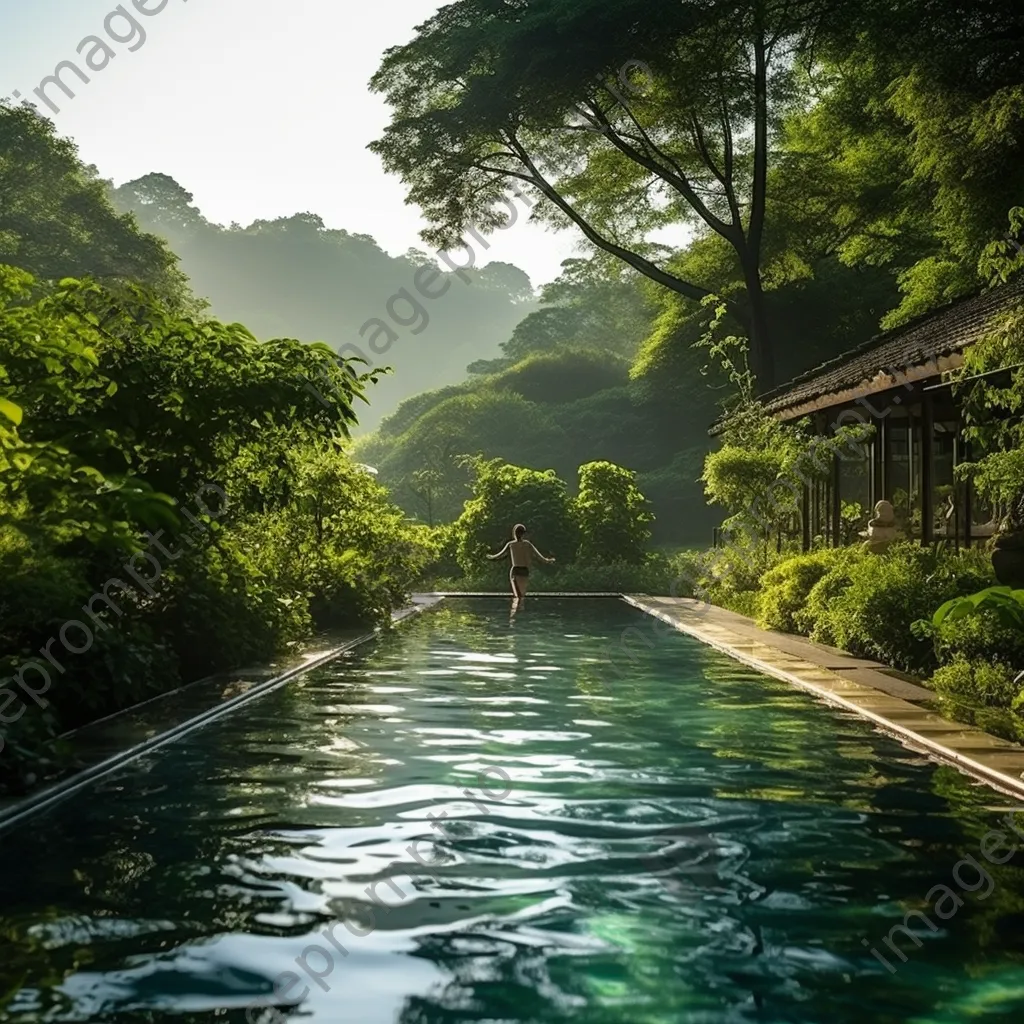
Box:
<box><xmin>2</xmin><ymin>597</ymin><xmax>1024</xmax><ymax>1023</ymax></box>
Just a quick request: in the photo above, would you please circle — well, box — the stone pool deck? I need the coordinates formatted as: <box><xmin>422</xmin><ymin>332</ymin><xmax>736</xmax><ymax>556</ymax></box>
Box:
<box><xmin>625</xmin><ymin>595</ymin><xmax>1024</xmax><ymax>801</ymax></box>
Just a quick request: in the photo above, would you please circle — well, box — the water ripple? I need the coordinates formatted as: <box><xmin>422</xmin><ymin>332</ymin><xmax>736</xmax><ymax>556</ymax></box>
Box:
<box><xmin>2</xmin><ymin>599</ymin><xmax>1024</xmax><ymax>1023</ymax></box>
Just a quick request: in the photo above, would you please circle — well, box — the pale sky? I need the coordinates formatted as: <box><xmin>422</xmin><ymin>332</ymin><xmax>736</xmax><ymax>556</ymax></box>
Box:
<box><xmin>0</xmin><ymin>0</ymin><xmax>587</xmax><ymax>286</ymax></box>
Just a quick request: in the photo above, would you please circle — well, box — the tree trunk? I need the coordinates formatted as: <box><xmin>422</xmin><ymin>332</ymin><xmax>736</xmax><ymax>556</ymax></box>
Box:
<box><xmin>740</xmin><ymin>255</ymin><xmax>774</xmax><ymax>393</ymax></box>
<box><xmin>743</xmin><ymin>6</ymin><xmax>775</xmax><ymax>395</ymax></box>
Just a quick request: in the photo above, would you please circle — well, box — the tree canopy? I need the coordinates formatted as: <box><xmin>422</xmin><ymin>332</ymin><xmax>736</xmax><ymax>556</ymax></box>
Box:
<box><xmin>370</xmin><ymin>0</ymin><xmax>861</xmax><ymax>389</ymax></box>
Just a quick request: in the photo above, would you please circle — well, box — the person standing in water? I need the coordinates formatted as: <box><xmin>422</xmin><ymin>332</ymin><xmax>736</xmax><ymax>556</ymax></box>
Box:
<box><xmin>487</xmin><ymin>523</ymin><xmax>555</xmax><ymax>603</ymax></box>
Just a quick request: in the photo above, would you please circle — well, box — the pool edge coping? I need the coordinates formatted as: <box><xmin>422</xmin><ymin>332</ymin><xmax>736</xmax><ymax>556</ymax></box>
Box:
<box><xmin>0</xmin><ymin>600</ymin><xmax>440</xmax><ymax>835</ymax></box>
<box><xmin>623</xmin><ymin>595</ymin><xmax>1024</xmax><ymax>803</ymax></box>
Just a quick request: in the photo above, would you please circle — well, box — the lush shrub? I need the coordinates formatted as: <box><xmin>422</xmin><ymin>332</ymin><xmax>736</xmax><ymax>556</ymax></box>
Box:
<box><xmin>418</xmin><ymin>523</ymin><xmax>461</xmax><ymax>583</ymax></box>
<box><xmin>162</xmin><ymin>537</ymin><xmax>312</xmax><ymax>681</ymax></box>
<box><xmin>0</xmin><ymin>524</ymin><xmax>181</xmax><ymax>787</ymax></box>
<box><xmin>453</xmin><ymin>458</ymin><xmax>578</xmax><ymax>574</ymax></box>
<box><xmin>664</xmin><ymin>548</ymin><xmax>706</xmax><ymax>598</ymax></box>
<box><xmin>916</xmin><ymin>583</ymin><xmax>1024</xmax><ymax>713</ymax></box>
<box><xmin>757</xmin><ymin>547</ymin><xmax>865</xmax><ymax>633</ymax></box>
<box><xmin>544</xmin><ymin>558</ymin><xmax>672</xmax><ymax>594</ymax></box>
<box><xmin>240</xmin><ymin>447</ymin><xmax>435</xmax><ymax>629</ymax></box>
<box><xmin>811</xmin><ymin>543</ymin><xmax>994</xmax><ymax>674</ymax></box>
<box><xmin>799</xmin><ymin>555</ymin><xmax>864</xmax><ymax>642</ymax></box>
<box><xmin>574</xmin><ymin>461</ymin><xmax>654</xmax><ymax>565</ymax></box>
<box><xmin>0</xmin><ymin>268</ymin><xmax>422</xmax><ymax>793</ymax></box>
<box><xmin>694</xmin><ymin>538</ymin><xmax>785</xmax><ymax>616</ymax></box>
<box><xmin>934</xmin><ymin>608</ymin><xmax>1024</xmax><ymax>670</ymax></box>
<box><xmin>702</xmin><ymin>445</ymin><xmax>789</xmax><ymax>529</ymax></box>
<box><xmin>0</xmin><ymin>525</ymin><xmax>90</xmax><ymax>655</ymax></box>
<box><xmin>932</xmin><ymin>657</ymin><xmax>1022</xmax><ymax>709</ymax></box>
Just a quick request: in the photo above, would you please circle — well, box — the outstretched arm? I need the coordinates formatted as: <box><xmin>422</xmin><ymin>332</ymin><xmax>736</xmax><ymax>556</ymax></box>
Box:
<box><xmin>529</xmin><ymin>541</ymin><xmax>555</xmax><ymax>564</ymax></box>
<box><xmin>486</xmin><ymin>542</ymin><xmax>510</xmax><ymax>561</ymax></box>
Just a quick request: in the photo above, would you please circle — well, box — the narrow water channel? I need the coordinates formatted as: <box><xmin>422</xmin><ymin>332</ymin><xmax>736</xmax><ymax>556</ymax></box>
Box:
<box><xmin>2</xmin><ymin>598</ymin><xmax>1023</xmax><ymax>1022</ymax></box>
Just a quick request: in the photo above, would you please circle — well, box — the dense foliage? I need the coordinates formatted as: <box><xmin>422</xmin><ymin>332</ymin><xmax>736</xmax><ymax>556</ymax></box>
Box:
<box><xmin>363</xmin><ymin>0</ymin><xmax>1023</xmax><ymax>551</ymax></box>
<box><xmin>574</xmin><ymin>461</ymin><xmax>653</xmax><ymax>566</ymax></box>
<box><xmin>0</xmin><ymin>106</ymin><xmax>177</xmax><ymax>293</ymax></box>
<box><xmin>916</xmin><ymin>585</ymin><xmax>1024</xmax><ymax>716</ymax></box>
<box><xmin>689</xmin><ymin>535</ymin><xmax>1024</xmax><ymax>732</ymax></box>
<box><xmin>955</xmin><ymin>218</ymin><xmax>1024</xmax><ymax>512</ymax></box>
<box><xmin>0</xmin><ymin>265</ymin><xmax>427</xmax><ymax>792</ymax></box>
<box><xmin>809</xmin><ymin>545</ymin><xmax>993</xmax><ymax>674</ymax></box>
<box><xmin>237</xmin><ymin>447</ymin><xmax>435</xmax><ymax>627</ymax></box>
<box><xmin>698</xmin><ymin>322</ymin><xmax>873</xmax><ymax>544</ymax></box>
<box><xmin>354</xmin><ymin>261</ymin><xmax>719</xmax><ymax>543</ymax></box>
<box><xmin>755</xmin><ymin>548</ymin><xmax>861</xmax><ymax>634</ymax></box>
<box><xmin>358</xmin><ymin>247</ymin><xmax>879</xmax><ymax>553</ymax></box>
<box><xmin>368</xmin><ymin>0</ymin><xmax>891</xmax><ymax>389</ymax></box>
<box><xmin>451</xmin><ymin>458</ymin><xmax>578</xmax><ymax>575</ymax></box>
<box><xmin>410</xmin><ymin>455</ymin><xmax>687</xmax><ymax>592</ymax></box>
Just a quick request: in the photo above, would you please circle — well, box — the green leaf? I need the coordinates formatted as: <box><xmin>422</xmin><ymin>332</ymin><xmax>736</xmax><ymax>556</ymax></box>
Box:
<box><xmin>931</xmin><ymin>597</ymin><xmax>960</xmax><ymax>628</ymax></box>
<box><xmin>0</xmin><ymin>398</ymin><xmax>22</xmax><ymax>426</ymax></box>
<box><xmin>946</xmin><ymin>602</ymin><xmax>977</xmax><ymax>623</ymax></box>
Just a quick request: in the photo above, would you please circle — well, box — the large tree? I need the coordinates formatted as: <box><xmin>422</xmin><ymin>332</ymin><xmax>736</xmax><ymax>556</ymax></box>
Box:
<box><xmin>370</xmin><ymin>0</ymin><xmax>837</xmax><ymax>390</ymax></box>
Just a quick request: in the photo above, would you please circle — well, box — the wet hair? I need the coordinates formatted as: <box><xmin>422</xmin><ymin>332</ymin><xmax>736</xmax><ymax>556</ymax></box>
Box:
<box><xmin>513</xmin><ymin>524</ymin><xmax>527</xmax><ymax>540</ymax></box>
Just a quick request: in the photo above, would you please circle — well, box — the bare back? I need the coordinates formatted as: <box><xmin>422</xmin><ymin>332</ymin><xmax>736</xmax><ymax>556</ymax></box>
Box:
<box><xmin>507</xmin><ymin>539</ymin><xmax>540</xmax><ymax>567</ymax></box>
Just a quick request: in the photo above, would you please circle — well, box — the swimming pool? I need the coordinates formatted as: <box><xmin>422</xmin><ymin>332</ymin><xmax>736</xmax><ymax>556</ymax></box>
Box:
<box><xmin>2</xmin><ymin>597</ymin><xmax>1024</xmax><ymax>1022</ymax></box>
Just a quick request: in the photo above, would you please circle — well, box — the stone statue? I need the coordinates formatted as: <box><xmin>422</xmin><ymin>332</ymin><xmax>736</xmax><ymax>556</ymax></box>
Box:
<box><xmin>864</xmin><ymin>499</ymin><xmax>901</xmax><ymax>553</ymax></box>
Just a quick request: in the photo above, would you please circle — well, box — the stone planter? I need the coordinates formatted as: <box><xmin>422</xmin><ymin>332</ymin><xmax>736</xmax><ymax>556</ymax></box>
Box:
<box><xmin>992</xmin><ymin>529</ymin><xmax>1024</xmax><ymax>588</ymax></box>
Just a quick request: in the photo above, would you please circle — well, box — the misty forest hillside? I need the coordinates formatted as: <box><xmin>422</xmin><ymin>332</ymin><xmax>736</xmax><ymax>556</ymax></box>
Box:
<box><xmin>108</xmin><ymin>173</ymin><xmax>902</xmax><ymax>545</ymax></box>
<box><xmin>109</xmin><ymin>174</ymin><xmax>538</xmax><ymax>431</ymax></box>
<box><xmin>102</xmin><ymin>174</ymin><xmax>737</xmax><ymax>542</ymax></box>
<box><xmin>352</xmin><ymin>248</ymin><xmax>900</xmax><ymax>545</ymax></box>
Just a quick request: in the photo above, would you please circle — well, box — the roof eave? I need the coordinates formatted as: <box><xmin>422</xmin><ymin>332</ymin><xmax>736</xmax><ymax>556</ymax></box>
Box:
<box><xmin>707</xmin><ymin>352</ymin><xmax>965</xmax><ymax>436</ymax></box>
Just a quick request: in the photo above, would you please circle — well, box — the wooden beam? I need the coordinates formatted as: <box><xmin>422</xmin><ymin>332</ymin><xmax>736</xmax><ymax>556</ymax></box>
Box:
<box><xmin>921</xmin><ymin>394</ymin><xmax>934</xmax><ymax>546</ymax></box>
<box><xmin>802</xmin><ymin>482</ymin><xmax>811</xmax><ymax>552</ymax></box>
<box><xmin>872</xmin><ymin>415</ymin><xmax>886</xmax><ymax>507</ymax></box>
<box><xmin>831</xmin><ymin>454</ymin><xmax>841</xmax><ymax>548</ymax></box>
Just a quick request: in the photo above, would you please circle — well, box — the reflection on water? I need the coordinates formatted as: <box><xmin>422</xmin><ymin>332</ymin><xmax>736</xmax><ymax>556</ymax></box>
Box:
<box><xmin>2</xmin><ymin>598</ymin><xmax>1024</xmax><ymax>1022</ymax></box>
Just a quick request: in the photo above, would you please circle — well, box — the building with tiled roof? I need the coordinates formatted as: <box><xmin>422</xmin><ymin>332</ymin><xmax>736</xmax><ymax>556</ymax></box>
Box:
<box><xmin>711</xmin><ymin>277</ymin><xmax>1024</xmax><ymax>550</ymax></box>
